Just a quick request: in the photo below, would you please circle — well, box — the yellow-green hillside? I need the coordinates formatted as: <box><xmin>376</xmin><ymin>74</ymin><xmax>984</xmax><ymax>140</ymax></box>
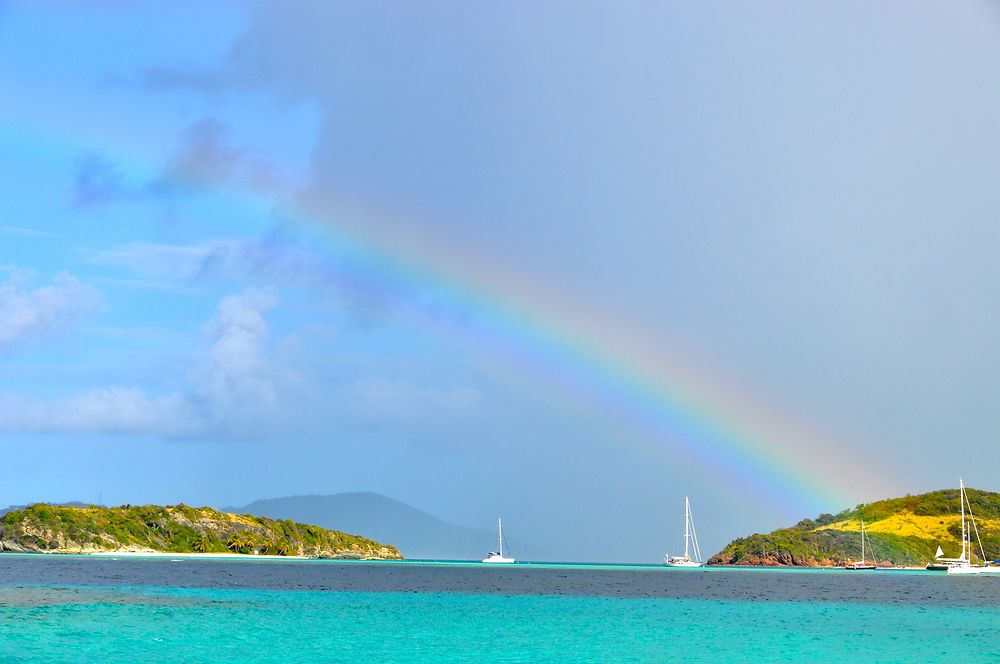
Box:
<box><xmin>709</xmin><ymin>487</ymin><xmax>1000</xmax><ymax>567</ymax></box>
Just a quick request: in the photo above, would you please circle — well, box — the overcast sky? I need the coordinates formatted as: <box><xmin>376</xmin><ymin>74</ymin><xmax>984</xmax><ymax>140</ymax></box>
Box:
<box><xmin>2</xmin><ymin>1</ymin><xmax>1000</xmax><ymax>562</ymax></box>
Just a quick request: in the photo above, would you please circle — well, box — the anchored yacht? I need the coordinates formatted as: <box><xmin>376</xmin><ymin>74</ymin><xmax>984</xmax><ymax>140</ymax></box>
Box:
<box><xmin>945</xmin><ymin>478</ymin><xmax>996</xmax><ymax>575</ymax></box>
<box><xmin>482</xmin><ymin>517</ymin><xmax>516</xmax><ymax>564</ymax></box>
<box><xmin>845</xmin><ymin>517</ymin><xmax>877</xmax><ymax>570</ymax></box>
<box><xmin>664</xmin><ymin>496</ymin><xmax>703</xmax><ymax>568</ymax></box>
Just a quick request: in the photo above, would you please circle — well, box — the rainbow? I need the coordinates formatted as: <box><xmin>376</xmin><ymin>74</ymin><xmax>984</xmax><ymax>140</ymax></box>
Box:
<box><xmin>289</xmin><ymin>192</ymin><xmax>882</xmax><ymax>514</ymax></box>
<box><xmin>2</xmin><ymin>117</ymin><xmax>883</xmax><ymax>515</ymax></box>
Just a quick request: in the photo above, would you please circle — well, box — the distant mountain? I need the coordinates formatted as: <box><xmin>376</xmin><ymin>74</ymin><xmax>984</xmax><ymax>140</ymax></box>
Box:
<box><xmin>226</xmin><ymin>492</ymin><xmax>491</xmax><ymax>560</ymax></box>
<box><xmin>710</xmin><ymin>487</ymin><xmax>1000</xmax><ymax>567</ymax></box>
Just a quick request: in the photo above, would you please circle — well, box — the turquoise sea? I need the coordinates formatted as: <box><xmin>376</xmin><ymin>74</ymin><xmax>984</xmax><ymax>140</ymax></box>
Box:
<box><xmin>2</xmin><ymin>556</ymin><xmax>1000</xmax><ymax>662</ymax></box>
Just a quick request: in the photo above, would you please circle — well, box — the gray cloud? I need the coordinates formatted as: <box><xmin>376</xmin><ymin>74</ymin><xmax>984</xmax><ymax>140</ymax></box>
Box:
<box><xmin>72</xmin><ymin>153</ymin><xmax>129</xmax><ymax>207</ymax></box>
<box><xmin>152</xmin><ymin>118</ymin><xmax>280</xmax><ymax>195</ymax></box>
<box><xmin>105</xmin><ymin>3</ymin><xmax>1000</xmax><ymax>553</ymax></box>
<box><xmin>134</xmin><ymin>66</ymin><xmax>228</xmax><ymax>94</ymax></box>
<box><xmin>72</xmin><ymin>118</ymin><xmax>281</xmax><ymax>208</ymax></box>
<box><xmin>170</xmin><ymin>3</ymin><xmax>1000</xmax><ymax>484</ymax></box>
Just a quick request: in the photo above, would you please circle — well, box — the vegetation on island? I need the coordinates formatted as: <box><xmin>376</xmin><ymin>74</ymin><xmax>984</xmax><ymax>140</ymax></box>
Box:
<box><xmin>0</xmin><ymin>503</ymin><xmax>402</xmax><ymax>559</ymax></box>
<box><xmin>709</xmin><ymin>487</ymin><xmax>1000</xmax><ymax>567</ymax></box>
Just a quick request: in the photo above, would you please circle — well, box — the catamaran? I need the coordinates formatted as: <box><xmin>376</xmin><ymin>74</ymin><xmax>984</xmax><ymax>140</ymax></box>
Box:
<box><xmin>482</xmin><ymin>517</ymin><xmax>516</xmax><ymax>564</ymax></box>
<box><xmin>945</xmin><ymin>478</ymin><xmax>992</xmax><ymax>575</ymax></box>
<box><xmin>845</xmin><ymin>517</ymin><xmax>877</xmax><ymax>570</ymax></box>
<box><xmin>664</xmin><ymin>496</ymin><xmax>703</xmax><ymax>568</ymax></box>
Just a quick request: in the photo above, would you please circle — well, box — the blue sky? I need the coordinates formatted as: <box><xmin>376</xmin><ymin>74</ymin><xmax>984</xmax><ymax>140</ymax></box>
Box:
<box><xmin>3</xmin><ymin>1</ymin><xmax>1000</xmax><ymax>562</ymax></box>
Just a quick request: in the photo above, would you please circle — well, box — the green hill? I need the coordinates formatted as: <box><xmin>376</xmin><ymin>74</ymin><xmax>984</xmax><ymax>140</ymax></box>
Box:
<box><xmin>709</xmin><ymin>488</ymin><xmax>1000</xmax><ymax>567</ymax></box>
<box><xmin>0</xmin><ymin>503</ymin><xmax>402</xmax><ymax>559</ymax></box>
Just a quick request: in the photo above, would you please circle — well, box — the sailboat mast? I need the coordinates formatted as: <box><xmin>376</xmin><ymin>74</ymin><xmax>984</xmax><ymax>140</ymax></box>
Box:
<box><xmin>498</xmin><ymin>517</ymin><xmax>503</xmax><ymax>554</ymax></box>
<box><xmin>684</xmin><ymin>496</ymin><xmax>691</xmax><ymax>559</ymax></box>
<box><xmin>959</xmin><ymin>479</ymin><xmax>967</xmax><ymax>562</ymax></box>
<box><xmin>860</xmin><ymin>518</ymin><xmax>865</xmax><ymax>563</ymax></box>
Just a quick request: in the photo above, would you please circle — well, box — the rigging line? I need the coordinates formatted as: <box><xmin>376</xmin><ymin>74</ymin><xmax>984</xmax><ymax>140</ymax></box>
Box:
<box><xmin>688</xmin><ymin>507</ymin><xmax>702</xmax><ymax>561</ymax></box>
<box><xmin>967</xmin><ymin>490</ymin><xmax>987</xmax><ymax>563</ymax></box>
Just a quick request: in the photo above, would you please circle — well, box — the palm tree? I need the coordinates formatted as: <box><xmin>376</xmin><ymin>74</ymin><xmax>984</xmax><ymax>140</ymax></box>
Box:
<box><xmin>226</xmin><ymin>534</ymin><xmax>245</xmax><ymax>553</ymax></box>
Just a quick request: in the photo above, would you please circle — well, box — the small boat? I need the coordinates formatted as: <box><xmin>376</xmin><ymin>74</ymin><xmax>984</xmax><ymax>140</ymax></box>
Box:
<box><xmin>482</xmin><ymin>517</ymin><xmax>515</xmax><ymax>564</ymax></box>
<box><xmin>664</xmin><ymin>496</ymin><xmax>703</xmax><ymax>568</ymax></box>
<box><xmin>926</xmin><ymin>546</ymin><xmax>966</xmax><ymax>571</ymax></box>
<box><xmin>845</xmin><ymin>517</ymin><xmax>877</xmax><ymax>570</ymax></box>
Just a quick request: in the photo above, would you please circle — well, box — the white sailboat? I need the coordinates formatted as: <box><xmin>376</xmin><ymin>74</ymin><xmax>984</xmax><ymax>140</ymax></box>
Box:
<box><xmin>946</xmin><ymin>478</ymin><xmax>991</xmax><ymax>575</ymax></box>
<box><xmin>664</xmin><ymin>496</ymin><xmax>703</xmax><ymax>568</ymax></box>
<box><xmin>927</xmin><ymin>544</ymin><xmax>964</xmax><ymax>571</ymax></box>
<box><xmin>845</xmin><ymin>517</ymin><xmax>877</xmax><ymax>570</ymax></box>
<box><xmin>482</xmin><ymin>517</ymin><xmax>516</xmax><ymax>564</ymax></box>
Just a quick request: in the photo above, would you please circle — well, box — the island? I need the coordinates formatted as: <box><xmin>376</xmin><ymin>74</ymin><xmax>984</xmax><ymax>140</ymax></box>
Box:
<box><xmin>709</xmin><ymin>487</ymin><xmax>1000</xmax><ymax>567</ymax></box>
<box><xmin>0</xmin><ymin>503</ymin><xmax>403</xmax><ymax>560</ymax></box>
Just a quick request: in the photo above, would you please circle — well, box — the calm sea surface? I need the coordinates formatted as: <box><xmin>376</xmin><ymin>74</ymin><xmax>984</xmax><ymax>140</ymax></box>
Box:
<box><xmin>2</xmin><ymin>555</ymin><xmax>1000</xmax><ymax>662</ymax></box>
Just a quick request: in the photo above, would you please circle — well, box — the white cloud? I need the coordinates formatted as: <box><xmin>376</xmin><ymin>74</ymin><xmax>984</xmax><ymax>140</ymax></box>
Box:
<box><xmin>94</xmin><ymin>238</ymin><xmax>293</xmax><ymax>283</ymax></box>
<box><xmin>94</xmin><ymin>242</ymin><xmax>219</xmax><ymax>280</ymax></box>
<box><xmin>0</xmin><ymin>387</ymin><xmax>198</xmax><ymax>436</ymax></box>
<box><xmin>0</xmin><ymin>289</ymin><xmax>285</xmax><ymax>439</ymax></box>
<box><xmin>0</xmin><ymin>272</ymin><xmax>101</xmax><ymax>352</ymax></box>
<box><xmin>192</xmin><ymin>289</ymin><xmax>281</xmax><ymax>430</ymax></box>
<box><xmin>94</xmin><ymin>233</ymin><xmax>408</xmax><ymax>320</ymax></box>
<box><xmin>0</xmin><ymin>226</ymin><xmax>63</xmax><ymax>239</ymax></box>
<box><xmin>0</xmin><ymin>286</ymin><xmax>482</xmax><ymax>440</ymax></box>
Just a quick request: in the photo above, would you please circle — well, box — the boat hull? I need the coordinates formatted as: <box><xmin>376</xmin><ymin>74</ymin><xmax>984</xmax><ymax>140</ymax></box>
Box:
<box><xmin>947</xmin><ymin>565</ymin><xmax>1000</xmax><ymax>575</ymax></box>
<box><xmin>845</xmin><ymin>564</ymin><xmax>877</xmax><ymax>570</ymax></box>
<box><xmin>664</xmin><ymin>557</ymin><xmax>702</xmax><ymax>568</ymax></box>
<box><xmin>481</xmin><ymin>555</ymin><xmax>516</xmax><ymax>564</ymax></box>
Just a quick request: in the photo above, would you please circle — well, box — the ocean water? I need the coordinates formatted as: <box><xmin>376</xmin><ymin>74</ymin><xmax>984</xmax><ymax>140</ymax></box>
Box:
<box><xmin>2</xmin><ymin>556</ymin><xmax>1000</xmax><ymax>662</ymax></box>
